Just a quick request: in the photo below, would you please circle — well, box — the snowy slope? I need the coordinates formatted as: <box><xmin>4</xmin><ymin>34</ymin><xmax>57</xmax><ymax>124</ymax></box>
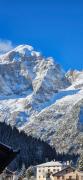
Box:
<box><xmin>0</xmin><ymin>44</ymin><xmax>82</xmax><ymax>154</ymax></box>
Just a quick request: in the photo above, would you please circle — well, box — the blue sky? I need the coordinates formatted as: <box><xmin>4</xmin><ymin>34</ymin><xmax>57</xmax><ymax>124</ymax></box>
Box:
<box><xmin>0</xmin><ymin>0</ymin><xmax>83</xmax><ymax>71</ymax></box>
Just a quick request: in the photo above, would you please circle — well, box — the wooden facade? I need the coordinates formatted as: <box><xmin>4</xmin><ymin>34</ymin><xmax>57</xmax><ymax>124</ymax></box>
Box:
<box><xmin>52</xmin><ymin>167</ymin><xmax>83</xmax><ymax>180</ymax></box>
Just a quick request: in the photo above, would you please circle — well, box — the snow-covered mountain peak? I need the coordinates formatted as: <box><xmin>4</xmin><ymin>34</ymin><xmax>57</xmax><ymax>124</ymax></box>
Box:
<box><xmin>66</xmin><ymin>70</ymin><xmax>83</xmax><ymax>82</ymax></box>
<box><xmin>0</xmin><ymin>44</ymin><xmax>69</xmax><ymax>97</ymax></box>
<box><xmin>15</xmin><ymin>44</ymin><xmax>34</xmax><ymax>51</ymax></box>
<box><xmin>66</xmin><ymin>70</ymin><xmax>83</xmax><ymax>90</ymax></box>
<box><xmin>0</xmin><ymin>44</ymin><xmax>42</xmax><ymax>63</ymax></box>
<box><xmin>0</xmin><ymin>44</ymin><xmax>82</xmax><ymax>154</ymax></box>
<box><xmin>14</xmin><ymin>44</ymin><xmax>34</xmax><ymax>57</ymax></box>
<box><xmin>14</xmin><ymin>44</ymin><xmax>42</xmax><ymax>58</ymax></box>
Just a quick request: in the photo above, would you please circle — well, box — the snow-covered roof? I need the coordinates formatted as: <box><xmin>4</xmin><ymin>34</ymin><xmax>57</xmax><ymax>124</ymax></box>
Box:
<box><xmin>37</xmin><ymin>161</ymin><xmax>63</xmax><ymax>167</ymax></box>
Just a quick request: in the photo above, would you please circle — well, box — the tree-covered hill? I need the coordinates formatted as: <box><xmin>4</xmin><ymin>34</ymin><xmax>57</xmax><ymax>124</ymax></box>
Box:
<box><xmin>0</xmin><ymin>122</ymin><xmax>78</xmax><ymax>171</ymax></box>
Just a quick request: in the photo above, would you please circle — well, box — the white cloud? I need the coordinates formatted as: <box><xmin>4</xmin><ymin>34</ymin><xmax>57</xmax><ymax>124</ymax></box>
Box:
<box><xmin>0</xmin><ymin>39</ymin><xmax>13</xmax><ymax>54</ymax></box>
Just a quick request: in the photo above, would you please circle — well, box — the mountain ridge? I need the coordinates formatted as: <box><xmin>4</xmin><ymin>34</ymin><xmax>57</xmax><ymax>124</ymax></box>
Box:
<box><xmin>0</xmin><ymin>44</ymin><xmax>82</xmax><ymax>154</ymax></box>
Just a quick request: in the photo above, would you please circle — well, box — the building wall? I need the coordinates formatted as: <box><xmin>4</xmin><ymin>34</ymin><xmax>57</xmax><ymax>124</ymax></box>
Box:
<box><xmin>65</xmin><ymin>171</ymin><xmax>83</xmax><ymax>180</ymax></box>
<box><xmin>52</xmin><ymin>170</ymin><xmax>83</xmax><ymax>180</ymax></box>
<box><xmin>0</xmin><ymin>173</ymin><xmax>17</xmax><ymax>180</ymax></box>
<box><xmin>37</xmin><ymin>165</ymin><xmax>62</xmax><ymax>180</ymax></box>
<box><xmin>51</xmin><ymin>167</ymin><xmax>75</xmax><ymax>180</ymax></box>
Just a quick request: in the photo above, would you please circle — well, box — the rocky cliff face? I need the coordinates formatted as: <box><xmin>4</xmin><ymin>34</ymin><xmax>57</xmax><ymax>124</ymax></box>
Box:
<box><xmin>0</xmin><ymin>44</ymin><xmax>82</xmax><ymax>154</ymax></box>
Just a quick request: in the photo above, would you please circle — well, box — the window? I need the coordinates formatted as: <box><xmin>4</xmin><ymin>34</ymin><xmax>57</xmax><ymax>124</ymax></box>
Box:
<box><xmin>53</xmin><ymin>169</ymin><xmax>56</xmax><ymax>172</ymax></box>
<box><xmin>39</xmin><ymin>169</ymin><xmax>41</xmax><ymax>172</ymax></box>
<box><xmin>39</xmin><ymin>176</ymin><xmax>40</xmax><ymax>178</ymax></box>
<box><xmin>69</xmin><ymin>176</ymin><xmax>72</xmax><ymax>180</ymax></box>
<box><xmin>73</xmin><ymin>170</ymin><xmax>75</xmax><ymax>172</ymax></box>
<box><xmin>57</xmin><ymin>176</ymin><xmax>60</xmax><ymax>179</ymax></box>
<box><xmin>48</xmin><ymin>169</ymin><xmax>50</xmax><ymax>172</ymax></box>
<box><xmin>62</xmin><ymin>176</ymin><xmax>64</xmax><ymax>179</ymax></box>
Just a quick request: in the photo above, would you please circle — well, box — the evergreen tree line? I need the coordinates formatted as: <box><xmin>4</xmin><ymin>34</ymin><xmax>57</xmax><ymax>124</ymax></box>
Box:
<box><xmin>0</xmin><ymin>122</ymin><xmax>78</xmax><ymax>171</ymax></box>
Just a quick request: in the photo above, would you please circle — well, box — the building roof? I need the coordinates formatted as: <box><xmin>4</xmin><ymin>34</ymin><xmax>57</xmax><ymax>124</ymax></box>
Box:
<box><xmin>0</xmin><ymin>142</ymin><xmax>20</xmax><ymax>174</ymax></box>
<box><xmin>52</xmin><ymin>166</ymin><xmax>75</xmax><ymax>176</ymax></box>
<box><xmin>37</xmin><ymin>161</ymin><xmax>63</xmax><ymax>167</ymax></box>
<box><xmin>4</xmin><ymin>168</ymin><xmax>17</xmax><ymax>175</ymax></box>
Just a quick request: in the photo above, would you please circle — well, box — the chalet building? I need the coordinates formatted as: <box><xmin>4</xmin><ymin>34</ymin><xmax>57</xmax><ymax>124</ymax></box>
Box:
<box><xmin>51</xmin><ymin>166</ymin><xmax>75</xmax><ymax>180</ymax></box>
<box><xmin>64</xmin><ymin>170</ymin><xmax>83</xmax><ymax>180</ymax></box>
<box><xmin>36</xmin><ymin>161</ymin><xmax>64</xmax><ymax>180</ymax></box>
<box><xmin>0</xmin><ymin>168</ymin><xmax>26</xmax><ymax>180</ymax></box>
<box><xmin>0</xmin><ymin>169</ymin><xmax>17</xmax><ymax>180</ymax></box>
<box><xmin>51</xmin><ymin>167</ymin><xmax>83</xmax><ymax>180</ymax></box>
